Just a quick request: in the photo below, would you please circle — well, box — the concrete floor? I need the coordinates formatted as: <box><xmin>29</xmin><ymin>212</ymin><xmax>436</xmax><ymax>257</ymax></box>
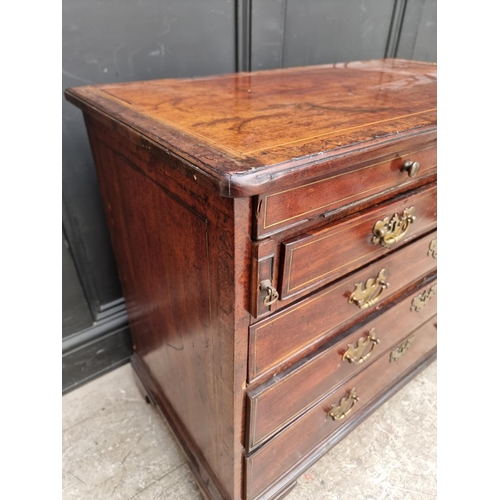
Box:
<box><xmin>62</xmin><ymin>361</ymin><xmax>437</xmax><ymax>500</ymax></box>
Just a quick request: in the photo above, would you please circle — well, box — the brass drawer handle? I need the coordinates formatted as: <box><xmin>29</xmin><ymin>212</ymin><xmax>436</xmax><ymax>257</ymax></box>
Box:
<box><xmin>327</xmin><ymin>388</ymin><xmax>359</xmax><ymax>421</ymax></box>
<box><xmin>372</xmin><ymin>207</ymin><xmax>416</xmax><ymax>247</ymax></box>
<box><xmin>428</xmin><ymin>238</ymin><xmax>437</xmax><ymax>259</ymax></box>
<box><xmin>348</xmin><ymin>269</ymin><xmax>389</xmax><ymax>310</ymax></box>
<box><xmin>410</xmin><ymin>284</ymin><xmax>436</xmax><ymax>312</ymax></box>
<box><xmin>401</xmin><ymin>159</ymin><xmax>421</xmax><ymax>177</ymax></box>
<box><xmin>389</xmin><ymin>335</ymin><xmax>415</xmax><ymax>362</ymax></box>
<box><xmin>260</xmin><ymin>279</ymin><xmax>279</xmax><ymax>306</ymax></box>
<box><xmin>342</xmin><ymin>328</ymin><xmax>380</xmax><ymax>365</ymax></box>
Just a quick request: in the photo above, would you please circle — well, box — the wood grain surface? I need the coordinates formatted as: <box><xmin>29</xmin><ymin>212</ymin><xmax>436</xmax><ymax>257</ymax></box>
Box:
<box><xmin>249</xmin><ymin>230</ymin><xmax>437</xmax><ymax>384</ymax></box>
<box><xmin>279</xmin><ymin>183</ymin><xmax>436</xmax><ymax>300</ymax></box>
<box><xmin>247</xmin><ymin>278</ymin><xmax>437</xmax><ymax>450</ymax></box>
<box><xmin>256</xmin><ymin>145</ymin><xmax>436</xmax><ymax>237</ymax></box>
<box><xmin>65</xmin><ymin>59</ymin><xmax>436</xmax><ymax>197</ymax></box>
<box><xmin>245</xmin><ymin>315</ymin><xmax>437</xmax><ymax>500</ymax></box>
<box><xmin>85</xmin><ymin>118</ymin><xmax>253</xmax><ymax>500</ymax></box>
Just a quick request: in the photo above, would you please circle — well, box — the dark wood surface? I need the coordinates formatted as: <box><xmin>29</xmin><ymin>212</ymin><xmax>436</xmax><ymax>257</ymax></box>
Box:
<box><xmin>85</xmin><ymin>117</ymin><xmax>253</xmax><ymax>500</ymax></box>
<box><xmin>279</xmin><ymin>183</ymin><xmax>436</xmax><ymax>300</ymax></box>
<box><xmin>247</xmin><ymin>348</ymin><xmax>437</xmax><ymax>500</ymax></box>
<box><xmin>66</xmin><ymin>60</ymin><xmax>438</xmax><ymax>500</ymax></box>
<box><xmin>65</xmin><ymin>59</ymin><xmax>436</xmax><ymax>197</ymax></box>
<box><xmin>256</xmin><ymin>145</ymin><xmax>436</xmax><ymax>237</ymax></box>
<box><xmin>249</xmin><ymin>230</ymin><xmax>437</xmax><ymax>384</ymax></box>
<box><xmin>248</xmin><ymin>183</ymin><xmax>436</xmax><ymax>319</ymax></box>
<box><xmin>247</xmin><ymin>278</ymin><xmax>437</xmax><ymax>450</ymax></box>
<box><xmin>245</xmin><ymin>315</ymin><xmax>437</xmax><ymax>500</ymax></box>
<box><xmin>131</xmin><ymin>354</ymin><xmax>226</xmax><ymax>500</ymax></box>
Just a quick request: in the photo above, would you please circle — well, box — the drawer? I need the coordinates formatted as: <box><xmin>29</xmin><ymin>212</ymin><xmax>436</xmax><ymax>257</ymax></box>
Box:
<box><xmin>245</xmin><ymin>315</ymin><xmax>437</xmax><ymax>500</ymax></box>
<box><xmin>255</xmin><ymin>145</ymin><xmax>436</xmax><ymax>238</ymax></box>
<box><xmin>279</xmin><ymin>183</ymin><xmax>436</xmax><ymax>301</ymax></box>
<box><xmin>246</xmin><ymin>278</ymin><xmax>437</xmax><ymax>451</ymax></box>
<box><xmin>249</xmin><ymin>230</ymin><xmax>437</xmax><ymax>383</ymax></box>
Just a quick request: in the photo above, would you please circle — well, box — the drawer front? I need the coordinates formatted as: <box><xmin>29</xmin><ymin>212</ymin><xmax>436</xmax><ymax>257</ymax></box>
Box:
<box><xmin>279</xmin><ymin>183</ymin><xmax>436</xmax><ymax>301</ymax></box>
<box><xmin>256</xmin><ymin>146</ymin><xmax>436</xmax><ymax>238</ymax></box>
<box><xmin>245</xmin><ymin>316</ymin><xmax>437</xmax><ymax>500</ymax></box>
<box><xmin>249</xmin><ymin>231</ymin><xmax>437</xmax><ymax>383</ymax></box>
<box><xmin>247</xmin><ymin>278</ymin><xmax>437</xmax><ymax>450</ymax></box>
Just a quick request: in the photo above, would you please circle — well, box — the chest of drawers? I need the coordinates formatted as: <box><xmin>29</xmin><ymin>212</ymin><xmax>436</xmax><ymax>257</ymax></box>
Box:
<box><xmin>65</xmin><ymin>58</ymin><xmax>437</xmax><ymax>500</ymax></box>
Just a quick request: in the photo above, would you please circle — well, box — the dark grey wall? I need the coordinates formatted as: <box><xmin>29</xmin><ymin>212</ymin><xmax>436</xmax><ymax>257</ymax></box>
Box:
<box><xmin>396</xmin><ymin>0</ymin><xmax>437</xmax><ymax>62</ymax></box>
<box><xmin>62</xmin><ymin>0</ymin><xmax>236</xmax><ymax>393</ymax></box>
<box><xmin>250</xmin><ymin>0</ymin><xmax>436</xmax><ymax>70</ymax></box>
<box><xmin>62</xmin><ymin>0</ymin><xmax>236</xmax><ymax>320</ymax></box>
<box><xmin>62</xmin><ymin>0</ymin><xmax>436</xmax><ymax>393</ymax></box>
<box><xmin>62</xmin><ymin>228</ymin><xmax>93</xmax><ymax>337</ymax></box>
<box><xmin>252</xmin><ymin>0</ymin><xmax>396</xmax><ymax>70</ymax></box>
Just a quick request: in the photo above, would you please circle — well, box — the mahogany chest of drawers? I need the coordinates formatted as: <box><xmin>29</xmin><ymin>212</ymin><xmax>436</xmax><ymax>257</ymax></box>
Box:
<box><xmin>65</xmin><ymin>58</ymin><xmax>437</xmax><ymax>500</ymax></box>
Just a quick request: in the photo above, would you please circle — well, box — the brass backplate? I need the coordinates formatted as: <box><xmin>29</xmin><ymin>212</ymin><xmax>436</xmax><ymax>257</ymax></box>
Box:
<box><xmin>428</xmin><ymin>238</ymin><xmax>437</xmax><ymax>259</ymax></box>
<box><xmin>389</xmin><ymin>336</ymin><xmax>415</xmax><ymax>362</ymax></box>
<box><xmin>411</xmin><ymin>284</ymin><xmax>436</xmax><ymax>312</ymax></box>
<box><xmin>327</xmin><ymin>388</ymin><xmax>359</xmax><ymax>421</ymax></box>
<box><xmin>342</xmin><ymin>328</ymin><xmax>380</xmax><ymax>364</ymax></box>
<box><xmin>372</xmin><ymin>207</ymin><xmax>416</xmax><ymax>247</ymax></box>
<box><xmin>348</xmin><ymin>269</ymin><xmax>389</xmax><ymax>310</ymax></box>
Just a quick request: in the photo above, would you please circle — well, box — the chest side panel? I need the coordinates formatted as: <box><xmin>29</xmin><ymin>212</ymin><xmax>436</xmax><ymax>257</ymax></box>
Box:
<box><xmin>86</xmin><ymin>117</ymin><xmax>251</xmax><ymax>500</ymax></box>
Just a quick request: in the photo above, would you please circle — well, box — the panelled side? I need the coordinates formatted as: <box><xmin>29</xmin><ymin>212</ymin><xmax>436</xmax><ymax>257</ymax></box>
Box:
<box><xmin>84</xmin><ymin>115</ymin><xmax>251</xmax><ymax>500</ymax></box>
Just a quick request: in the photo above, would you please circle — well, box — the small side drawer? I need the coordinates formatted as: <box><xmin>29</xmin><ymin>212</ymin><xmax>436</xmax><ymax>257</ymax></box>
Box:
<box><xmin>246</xmin><ymin>278</ymin><xmax>437</xmax><ymax>451</ymax></box>
<box><xmin>249</xmin><ymin>230</ymin><xmax>437</xmax><ymax>383</ymax></box>
<box><xmin>255</xmin><ymin>145</ymin><xmax>436</xmax><ymax>238</ymax></box>
<box><xmin>279</xmin><ymin>183</ymin><xmax>436</xmax><ymax>301</ymax></box>
<box><xmin>245</xmin><ymin>315</ymin><xmax>437</xmax><ymax>500</ymax></box>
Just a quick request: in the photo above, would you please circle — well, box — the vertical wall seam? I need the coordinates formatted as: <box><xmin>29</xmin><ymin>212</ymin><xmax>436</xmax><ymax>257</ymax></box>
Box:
<box><xmin>280</xmin><ymin>0</ymin><xmax>288</xmax><ymax>68</ymax></box>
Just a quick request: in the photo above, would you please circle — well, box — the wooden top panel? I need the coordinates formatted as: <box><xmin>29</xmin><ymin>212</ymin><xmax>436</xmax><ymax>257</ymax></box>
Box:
<box><xmin>66</xmin><ymin>59</ymin><xmax>436</xmax><ymax>197</ymax></box>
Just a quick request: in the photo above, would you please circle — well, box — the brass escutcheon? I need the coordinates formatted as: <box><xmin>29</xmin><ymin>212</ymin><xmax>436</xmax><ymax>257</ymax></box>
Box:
<box><xmin>260</xmin><ymin>279</ymin><xmax>279</xmax><ymax>306</ymax></box>
<box><xmin>389</xmin><ymin>335</ymin><xmax>415</xmax><ymax>362</ymax></box>
<box><xmin>342</xmin><ymin>328</ymin><xmax>380</xmax><ymax>365</ymax></box>
<box><xmin>428</xmin><ymin>238</ymin><xmax>437</xmax><ymax>259</ymax></box>
<box><xmin>411</xmin><ymin>284</ymin><xmax>436</xmax><ymax>312</ymax></box>
<box><xmin>371</xmin><ymin>207</ymin><xmax>416</xmax><ymax>247</ymax></box>
<box><xmin>327</xmin><ymin>388</ymin><xmax>359</xmax><ymax>421</ymax></box>
<box><xmin>348</xmin><ymin>269</ymin><xmax>389</xmax><ymax>310</ymax></box>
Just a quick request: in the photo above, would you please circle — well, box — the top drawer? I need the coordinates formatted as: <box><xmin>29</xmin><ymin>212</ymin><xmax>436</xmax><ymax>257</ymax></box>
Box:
<box><xmin>254</xmin><ymin>146</ymin><xmax>436</xmax><ymax>239</ymax></box>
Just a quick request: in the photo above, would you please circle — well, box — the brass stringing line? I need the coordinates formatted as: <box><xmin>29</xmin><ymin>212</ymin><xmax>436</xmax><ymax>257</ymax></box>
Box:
<box><xmin>253</xmin><ymin>386</ymin><xmax>339</xmax><ymax>447</ymax></box>
<box><xmin>252</xmin><ymin>338</ymin><xmax>348</xmax><ymax>446</ymax></box>
<box><xmin>99</xmin><ymin>88</ymin><xmax>436</xmax><ymax>233</ymax></box>
<box><xmin>253</xmin><ymin>327</ymin><xmax>259</xmax><ymax>377</ymax></box>
<box><xmin>252</xmin><ymin>231</ymin><xmax>436</xmax><ymax>377</ymax></box>
<box><xmin>286</xmin><ymin>217</ymin><xmax>384</xmax><ymax>293</ymax></box>
<box><xmin>285</xmin><ymin>190</ymin><xmax>435</xmax><ymax>293</ymax></box>
<box><xmin>252</xmin><ymin>286</ymin><xmax>341</xmax><ymax>377</ymax></box>
<box><xmin>99</xmin><ymin>88</ymin><xmax>247</xmax><ymax>157</ymax></box>
<box><xmin>245</xmin><ymin>108</ymin><xmax>437</xmax><ymax>155</ymax></box>
<box><xmin>262</xmin><ymin>146</ymin><xmax>436</xmax><ymax>229</ymax></box>
<box><xmin>266</xmin><ymin>145</ymin><xmax>435</xmax><ymax>199</ymax></box>
<box><xmin>263</xmin><ymin>170</ymin><xmax>434</xmax><ymax>230</ymax></box>
<box><xmin>256</xmin><ymin>264</ymin><xmax>386</xmax><ymax>377</ymax></box>
<box><xmin>111</xmin><ymin>90</ymin><xmax>435</xmax><ymax>158</ymax></box>
<box><xmin>252</xmin><ymin>277</ymin><xmax>437</xmax><ymax>447</ymax></box>
<box><xmin>251</xmin><ymin>398</ymin><xmax>258</xmax><ymax>448</ymax></box>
